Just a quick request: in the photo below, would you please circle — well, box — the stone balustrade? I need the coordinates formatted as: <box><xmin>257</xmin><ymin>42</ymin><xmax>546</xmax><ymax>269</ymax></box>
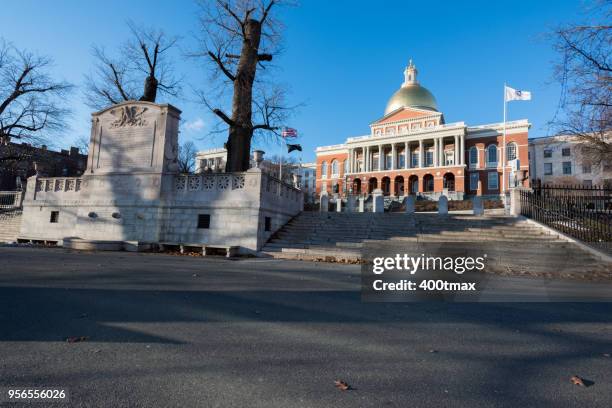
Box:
<box><xmin>32</xmin><ymin>177</ymin><xmax>82</xmax><ymax>198</ymax></box>
<box><xmin>173</xmin><ymin>171</ymin><xmax>303</xmax><ymax>204</ymax></box>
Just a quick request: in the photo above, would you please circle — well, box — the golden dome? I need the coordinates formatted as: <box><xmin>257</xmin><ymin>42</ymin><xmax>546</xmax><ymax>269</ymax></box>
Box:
<box><xmin>384</xmin><ymin>60</ymin><xmax>438</xmax><ymax>115</ymax></box>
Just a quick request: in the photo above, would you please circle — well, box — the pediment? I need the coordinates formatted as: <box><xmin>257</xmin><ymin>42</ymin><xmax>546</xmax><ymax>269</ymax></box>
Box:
<box><xmin>372</xmin><ymin>107</ymin><xmax>440</xmax><ymax>125</ymax></box>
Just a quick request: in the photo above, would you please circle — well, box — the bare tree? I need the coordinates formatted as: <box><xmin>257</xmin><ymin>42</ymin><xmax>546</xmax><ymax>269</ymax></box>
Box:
<box><xmin>0</xmin><ymin>39</ymin><xmax>72</xmax><ymax>164</ymax></box>
<box><xmin>84</xmin><ymin>22</ymin><xmax>181</xmax><ymax>110</ymax></box>
<box><xmin>195</xmin><ymin>0</ymin><xmax>295</xmax><ymax>172</ymax></box>
<box><xmin>552</xmin><ymin>1</ymin><xmax>612</xmax><ymax>167</ymax></box>
<box><xmin>177</xmin><ymin>140</ymin><xmax>197</xmax><ymax>173</ymax></box>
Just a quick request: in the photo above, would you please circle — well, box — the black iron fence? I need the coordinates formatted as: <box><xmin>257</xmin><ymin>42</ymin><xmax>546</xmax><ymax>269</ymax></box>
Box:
<box><xmin>520</xmin><ymin>185</ymin><xmax>612</xmax><ymax>252</ymax></box>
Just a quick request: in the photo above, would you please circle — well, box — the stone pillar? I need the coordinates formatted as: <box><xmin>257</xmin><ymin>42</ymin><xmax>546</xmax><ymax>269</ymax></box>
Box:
<box><xmin>509</xmin><ymin>187</ymin><xmax>522</xmax><ymax>216</ymax></box>
<box><xmin>391</xmin><ymin>144</ymin><xmax>396</xmax><ymax>170</ymax></box>
<box><xmin>472</xmin><ymin>196</ymin><xmax>484</xmax><ymax>215</ymax></box>
<box><xmin>320</xmin><ymin>192</ymin><xmax>329</xmax><ymax>212</ymax></box>
<box><xmin>378</xmin><ymin>145</ymin><xmax>383</xmax><ymax>171</ymax></box>
<box><xmin>419</xmin><ymin>139</ymin><xmax>423</xmax><ymax>168</ymax></box>
<box><xmin>372</xmin><ymin>189</ymin><xmax>384</xmax><ymax>213</ymax></box>
<box><xmin>366</xmin><ymin>146</ymin><xmax>370</xmax><ymax>172</ymax></box>
<box><xmin>438</xmin><ymin>195</ymin><xmax>448</xmax><ymax>215</ymax></box>
<box><xmin>404</xmin><ymin>142</ymin><xmax>409</xmax><ymax>169</ymax></box>
<box><xmin>347</xmin><ymin>195</ymin><xmax>357</xmax><ymax>212</ymax></box>
<box><xmin>358</xmin><ymin>196</ymin><xmax>365</xmax><ymax>212</ymax></box>
<box><xmin>336</xmin><ymin>198</ymin><xmax>342</xmax><ymax>212</ymax></box>
<box><xmin>403</xmin><ymin>195</ymin><xmax>415</xmax><ymax>214</ymax></box>
<box><xmin>460</xmin><ymin>135</ymin><xmax>465</xmax><ymax>165</ymax></box>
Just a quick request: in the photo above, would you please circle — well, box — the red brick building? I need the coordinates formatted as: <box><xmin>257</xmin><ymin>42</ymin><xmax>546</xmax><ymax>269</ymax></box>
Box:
<box><xmin>315</xmin><ymin>61</ymin><xmax>530</xmax><ymax>200</ymax></box>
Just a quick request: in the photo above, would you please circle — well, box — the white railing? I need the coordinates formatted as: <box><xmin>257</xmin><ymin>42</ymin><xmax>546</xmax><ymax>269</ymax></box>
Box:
<box><xmin>174</xmin><ymin>173</ymin><xmax>247</xmax><ymax>192</ymax></box>
<box><xmin>0</xmin><ymin>191</ymin><xmax>23</xmax><ymax>210</ymax></box>
<box><xmin>173</xmin><ymin>172</ymin><xmax>303</xmax><ymax>204</ymax></box>
<box><xmin>34</xmin><ymin>177</ymin><xmax>82</xmax><ymax>194</ymax></box>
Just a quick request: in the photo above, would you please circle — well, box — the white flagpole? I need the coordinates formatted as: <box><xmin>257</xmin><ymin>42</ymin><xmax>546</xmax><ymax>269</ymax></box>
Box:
<box><xmin>502</xmin><ymin>83</ymin><xmax>507</xmax><ymax>197</ymax></box>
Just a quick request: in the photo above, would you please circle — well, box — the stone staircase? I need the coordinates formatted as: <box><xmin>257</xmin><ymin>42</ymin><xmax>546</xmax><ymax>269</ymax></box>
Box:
<box><xmin>0</xmin><ymin>209</ymin><xmax>23</xmax><ymax>243</ymax></box>
<box><xmin>260</xmin><ymin>212</ymin><xmax>611</xmax><ymax>279</ymax></box>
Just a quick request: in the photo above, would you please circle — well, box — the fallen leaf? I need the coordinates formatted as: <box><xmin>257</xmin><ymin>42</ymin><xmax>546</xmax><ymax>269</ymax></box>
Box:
<box><xmin>570</xmin><ymin>376</ymin><xmax>585</xmax><ymax>386</ymax></box>
<box><xmin>334</xmin><ymin>380</ymin><xmax>350</xmax><ymax>391</ymax></box>
<box><xmin>66</xmin><ymin>336</ymin><xmax>89</xmax><ymax>343</ymax></box>
<box><xmin>429</xmin><ymin>349</ymin><xmax>438</xmax><ymax>353</ymax></box>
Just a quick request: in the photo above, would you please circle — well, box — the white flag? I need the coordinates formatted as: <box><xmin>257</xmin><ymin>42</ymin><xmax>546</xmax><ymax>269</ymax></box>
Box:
<box><xmin>505</xmin><ymin>86</ymin><xmax>531</xmax><ymax>101</ymax></box>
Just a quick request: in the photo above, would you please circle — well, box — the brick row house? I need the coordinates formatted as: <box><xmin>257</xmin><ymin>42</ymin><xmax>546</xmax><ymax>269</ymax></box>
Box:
<box><xmin>315</xmin><ymin>61</ymin><xmax>530</xmax><ymax>200</ymax></box>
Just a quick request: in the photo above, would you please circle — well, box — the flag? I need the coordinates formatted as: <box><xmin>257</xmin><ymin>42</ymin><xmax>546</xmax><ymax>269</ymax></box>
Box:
<box><xmin>287</xmin><ymin>143</ymin><xmax>302</xmax><ymax>153</ymax></box>
<box><xmin>281</xmin><ymin>127</ymin><xmax>298</xmax><ymax>138</ymax></box>
<box><xmin>504</xmin><ymin>86</ymin><xmax>531</xmax><ymax>102</ymax></box>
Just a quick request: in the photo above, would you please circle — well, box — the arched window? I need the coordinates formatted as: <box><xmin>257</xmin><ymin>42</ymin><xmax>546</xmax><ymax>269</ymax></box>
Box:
<box><xmin>321</xmin><ymin>161</ymin><xmax>328</xmax><ymax>178</ymax></box>
<box><xmin>331</xmin><ymin>160</ymin><xmax>339</xmax><ymax>177</ymax></box>
<box><xmin>506</xmin><ymin>142</ymin><xmax>517</xmax><ymax>161</ymax></box>
<box><xmin>486</xmin><ymin>145</ymin><xmax>498</xmax><ymax>167</ymax></box>
<box><xmin>469</xmin><ymin>146</ymin><xmax>478</xmax><ymax>167</ymax></box>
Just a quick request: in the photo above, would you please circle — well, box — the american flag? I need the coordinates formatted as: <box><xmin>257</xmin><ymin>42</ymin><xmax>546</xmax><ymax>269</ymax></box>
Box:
<box><xmin>281</xmin><ymin>127</ymin><xmax>298</xmax><ymax>138</ymax></box>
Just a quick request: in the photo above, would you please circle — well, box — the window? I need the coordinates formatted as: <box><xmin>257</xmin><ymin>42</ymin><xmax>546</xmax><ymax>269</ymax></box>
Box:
<box><xmin>543</xmin><ymin>149</ymin><xmax>552</xmax><ymax>158</ymax></box>
<box><xmin>506</xmin><ymin>142</ymin><xmax>517</xmax><ymax>161</ymax></box>
<box><xmin>487</xmin><ymin>172</ymin><xmax>499</xmax><ymax>190</ymax></box>
<box><xmin>264</xmin><ymin>216</ymin><xmax>271</xmax><ymax>232</ymax></box>
<box><xmin>582</xmin><ymin>164</ymin><xmax>591</xmax><ymax>174</ymax></box>
<box><xmin>562</xmin><ymin>147</ymin><xmax>571</xmax><ymax>157</ymax></box>
<box><xmin>469</xmin><ymin>147</ymin><xmax>478</xmax><ymax>168</ymax></box>
<box><xmin>331</xmin><ymin>160</ymin><xmax>339</xmax><ymax>177</ymax></box>
<box><xmin>372</xmin><ymin>155</ymin><xmax>379</xmax><ymax>170</ymax></box>
<box><xmin>470</xmin><ymin>173</ymin><xmax>479</xmax><ymax>191</ymax></box>
<box><xmin>49</xmin><ymin>211</ymin><xmax>59</xmax><ymax>223</ymax></box>
<box><xmin>544</xmin><ymin>163</ymin><xmax>553</xmax><ymax>175</ymax></box>
<box><xmin>385</xmin><ymin>153</ymin><xmax>392</xmax><ymax>170</ymax></box>
<box><xmin>398</xmin><ymin>154</ymin><xmax>405</xmax><ymax>168</ymax></box>
<box><xmin>197</xmin><ymin>214</ymin><xmax>210</xmax><ymax>229</ymax></box>
<box><xmin>411</xmin><ymin>152</ymin><xmax>419</xmax><ymax>167</ymax></box>
<box><xmin>562</xmin><ymin>161</ymin><xmax>572</xmax><ymax>175</ymax></box>
<box><xmin>486</xmin><ymin>145</ymin><xmax>498</xmax><ymax>167</ymax></box>
<box><xmin>445</xmin><ymin>151</ymin><xmax>454</xmax><ymax>166</ymax></box>
<box><xmin>425</xmin><ymin>150</ymin><xmax>434</xmax><ymax>167</ymax></box>
<box><xmin>321</xmin><ymin>161</ymin><xmax>328</xmax><ymax>178</ymax></box>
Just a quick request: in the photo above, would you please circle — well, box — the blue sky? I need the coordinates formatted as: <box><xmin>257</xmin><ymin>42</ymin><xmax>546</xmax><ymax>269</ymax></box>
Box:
<box><xmin>1</xmin><ymin>0</ymin><xmax>588</xmax><ymax>162</ymax></box>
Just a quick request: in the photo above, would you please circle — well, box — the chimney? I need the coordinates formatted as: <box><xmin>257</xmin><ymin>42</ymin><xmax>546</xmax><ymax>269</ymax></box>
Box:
<box><xmin>70</xmin><ymin>146</ymin><xmax>79</xmax><ymax>157</ymax></box>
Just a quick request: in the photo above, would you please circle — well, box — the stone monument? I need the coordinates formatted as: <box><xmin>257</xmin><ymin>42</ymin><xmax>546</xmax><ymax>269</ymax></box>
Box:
<box><xmin>19</xmin><ymin>101</ymin><xmax>303</xmax><ymax>254</ymax></box>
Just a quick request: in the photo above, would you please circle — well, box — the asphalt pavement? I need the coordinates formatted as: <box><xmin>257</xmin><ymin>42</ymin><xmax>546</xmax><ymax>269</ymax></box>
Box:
<box><xmin>0</xmin><ymin>247</ymin><xmax>611</xmax><ymax>407</ymax></box>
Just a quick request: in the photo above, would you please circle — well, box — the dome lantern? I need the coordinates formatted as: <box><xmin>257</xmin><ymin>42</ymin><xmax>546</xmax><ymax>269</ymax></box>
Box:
<box><xmin>403</xmin><ymin>59</ymin><xmax>418</xmax><ymax>86</ymax></box>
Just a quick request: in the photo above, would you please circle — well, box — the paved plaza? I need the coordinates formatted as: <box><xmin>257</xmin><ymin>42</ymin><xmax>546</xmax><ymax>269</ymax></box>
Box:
<box><xmin>1</xmin><ymin>247</ymin><xmax>611</xmax><ymax>407</ymax></box>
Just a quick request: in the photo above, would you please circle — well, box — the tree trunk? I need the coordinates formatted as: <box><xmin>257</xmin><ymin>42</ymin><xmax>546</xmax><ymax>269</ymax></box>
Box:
<box><xmin>141</xmin><ymin>75</ymin><xmax>158</xmax><ymax>102</ymax></box>
<box><xmin>225</xmin><ymin>19</ymin><xmax>262</xmax><ymax>173</ymax></box>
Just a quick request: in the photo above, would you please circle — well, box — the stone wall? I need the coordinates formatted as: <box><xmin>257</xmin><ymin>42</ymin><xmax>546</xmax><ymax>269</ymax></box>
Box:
<box><xmin>19</xmin><ymin>169</ymin><xmax>302</xmax><ymax>253</ymax></box>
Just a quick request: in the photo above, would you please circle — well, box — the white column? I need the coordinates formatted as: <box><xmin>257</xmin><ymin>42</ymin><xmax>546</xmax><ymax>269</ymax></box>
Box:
<box><xmin>404</xmin><ymin>142</ymin><xmax>409</xmax><ymax>169</ymax></box>
<box><xmin>434</xmin><ymin>139</ymin><xmax>439</xmax><ymax>167</ymax></box>
<box><xmin>391</xmin><ymin>144</ymin><xmax>396</xmax><ymax>170</ymax></box>
<box><xmin>378</xmin><ymin>145</ymin><xmax>383</xmax><ymax>171</ymax></box>
<box><xmin>418</xmin><ymin>139</ymin><xmax>423</xmax><ymax>168</ymax></box>
<box><xmin>365</xmin><ymin>146</ymin><xmax>369</xmax><ymax>172</ymax></box>
<box><xmin>439</xmin><ymin>138</ymin><xmax>444</xmax><ymax>166</ymax></box>
<box><xmin>460</xmin><ymin>135</ymin><xmax>465</xmax><ymax>165</ymax></box>
<box><xmin>454</xmin><ymin>135</ymin><xmax>459</xmax><ymax>167</ymax></box>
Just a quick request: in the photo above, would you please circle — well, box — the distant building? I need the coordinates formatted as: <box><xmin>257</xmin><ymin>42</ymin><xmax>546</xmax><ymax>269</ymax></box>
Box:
<box><xmin>529</xmin><ymin>135</ymin><xmax>612</xmax><ymax>187</ymax></box>
<box><xmin>195</xmin><ymin>148</ymin><xmax>316</xmax><ymax>201</ymax></box>
<box><xmin>314</xmin><ymin>60</ymin><xmax>530</xmax><ymax>200</ymax></box>
<box><xmin>0</xmin><ymin>142</ymin><xmax>87</xmax><ymax>190</ymax></box>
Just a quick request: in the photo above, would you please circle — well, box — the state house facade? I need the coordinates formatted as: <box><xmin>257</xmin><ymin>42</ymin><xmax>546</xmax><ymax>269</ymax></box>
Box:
<box><xmin>315</xmin><ymin>61</ymin><xmax>530</xmax><ymax>200</ymax></box>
